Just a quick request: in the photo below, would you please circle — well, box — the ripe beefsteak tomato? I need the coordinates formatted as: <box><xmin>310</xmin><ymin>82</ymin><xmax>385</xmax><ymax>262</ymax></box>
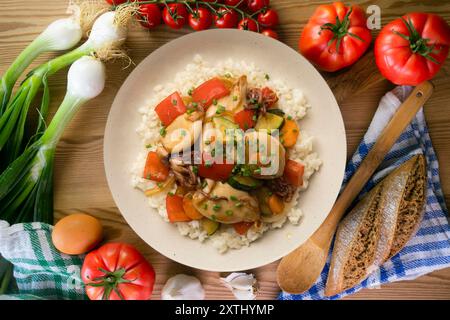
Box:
<box><xmin>81</xmin><ymin>243</ymin><xmax>155</xmax><ymax>300</ymax></box>
<box><xmin>375</xmin><ymin>13</ymin><xmax>450</xmax><ymax>85</ymax></box>
<box><xmin>299</xmin><ymin>2</ymin><xmax>372</xmax><ymax>72</ymax></box>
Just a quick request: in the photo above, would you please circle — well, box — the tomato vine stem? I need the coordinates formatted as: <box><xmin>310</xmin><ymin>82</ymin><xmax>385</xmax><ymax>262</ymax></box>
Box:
<box><xmin>392</xmin><ymin>17</ymin><xmax>440</xmax><ymax>64</ymax></box>
<box><xmin>319</xmin><ymin>7</ymin><xmax>364</xmax><ymax>54</ymax></box>
<box><xmin>112</xmin><ymin>0</ymin><xmax>262</xmax><ymax>30</ymax></box>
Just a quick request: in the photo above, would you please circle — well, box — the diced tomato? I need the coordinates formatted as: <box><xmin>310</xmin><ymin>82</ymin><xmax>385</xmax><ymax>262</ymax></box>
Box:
<box><xmin>233</xmin><ymin>222</ymin><xmax>254</xmax><ymax>235</ymax></box>
<box><xmin>261</xmin><ymin>87</ymin><xmax>278</xmax><ymax>109</ymax></box>
<box><xmin>284</xmin><ymin>159</ymin><xmax>305</xmax><ymax>187</ymax></box>
<box><xmin>166</xmin><ymin>194</ymin><xmax>192</xmax><ymax>222</ymax></box>
<box><xmin>192</xmin><ymin>78</ymin><xmax>230</xmax><ymax>108</ymax></box>
<box><xmin>143</xmin><ymin>151</ymin><xmax>170</xmax><ymax>182</ymax></box>
<box><xmin>155</xmin><ymin>92</ymin><xmax>187</xmax><ymax>126</ymax></box>
<box><xmin>234</xmin><ymin>109</ymin><xmax>256</xmax><ymax>130</ymax></box>
<box><xmin>198</xmin><ymin>152</ymin><xmax>234</xmax><ymax>181</ymax></box>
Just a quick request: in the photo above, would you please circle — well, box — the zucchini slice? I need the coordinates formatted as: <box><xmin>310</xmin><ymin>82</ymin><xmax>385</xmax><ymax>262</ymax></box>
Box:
<box><xmin>213</xmin><ymin>116</ymin><xmax>239</xmax><ymax>131</ymax></box>
<box><xmin>228</xmin><ymin>175</ymin><xmax>263</xmax><ymax>191</ymax></box>
<box><xmin>202</xmin><ymin>219</ymin><xmax>220</xmax><ymax>235</ymax></box>
<box><xmin>255</xmin><ymin>113</ymin><xmax>284</xmax><ymax>131</ymax></box>
<box><xmin>267</xmin><ymin>109</ymin><xmax>285</xmax><ymax>117</ymax></box>
<box><xmin>213</xmin><ymin>116</ymin><xmax>239</xmax><ymax>142</ymax></box>
<box><xmin>253</xmin><ymin>187</ymin><xmax>272</xmax><ymax>217</ymax></box>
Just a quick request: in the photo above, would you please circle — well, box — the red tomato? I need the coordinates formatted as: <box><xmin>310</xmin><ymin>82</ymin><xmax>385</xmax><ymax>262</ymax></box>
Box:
<box><xmin>375</xmin><ymin>13</ymin><xmax>450</xmax><ymax>85</ymax></box>
<box><xmin>261</xmin><ymin>29</ymin><xmax>278</xmax><ymax>39</ymax></box>
<box><xmin>299</xmin><ymin>2</ymin><xmax>372</xmax><ymax>72</ymax></box>
<box><xmin>192</xmin><ymin>78</ymin><xmax>230</xmax><ymax>107</ymax></box>
<box><xmin>81</xmin><ymin>243</ymin><xmax>155</xmax><ymax>300</ymax></box>
<box><xmin>238</xmin><ymin>18</ymin><xmax>259</xmax><ymax>32</ymax></box>
<box><xmin>105</xmin><ymin>0</ymin><xmax>127</xmax><ymax>4</ymax></box>
<box><xmin>224</xmin><ymin>0</ymin><xmax>246</xmax><ymax>8</ymax></box>
<box><xmin>233</xmin><ymin>222</ymin><xmax>254</xmax><ymax>235</ymax></box>
<box><xmin>257</xmin><ymin>9</ymin><xmax>278</xmax><ymax>28</ymax></box>
<box><xmin>162</xmin><ymin>3</ymin><xmax>188</xmax><ymax>29</ymax></box>
<box><xmin>142</xmin><ymin>151</ymin><xmax>169</xmax><ymax>182</ymax></box>
<box><xmin>247</xmin><ymin>0</ymin><xmax>269</xmax><ymax>13</ymax></box>
<box><xmin>261</xmin><ymin>87</ymin><xmax>278</xmax><ymax>108</ymax></box>
<box><xmin>188</xmin><ymin>7</ymin><xmax>213</xmax><ymax>31</ymax></box>
<box><xmin>198</xmin><ymin>153</ymin><xmax>234</xmax><ymax>181</ymax></box>
<box><xmin>214</xmin><ymin>8</ymin><xmax>239</xmax><ymax>28</ymax></box>
<box><xmin>284</xmin><ymin>159</ymin><xmax>304</xmax><ymax>187</ymax></box>
<box><xmin>138</xmin><ymin>4</ymin><xmax>161</xmax><ymax>29</ymax></box>
<box><xmin>166</xmin><ymin>194</ymin><xmax>192</xmax><ymax>222</ymax></box>
<box><xmin>155</xmin><ymin>92</ymin><xmax>187</xmax><ymax>126</ymax></box>
<box><xmin>234</xmin><ymin>109</ymin><xmax>256</xmax><ymax>130</ymax></box>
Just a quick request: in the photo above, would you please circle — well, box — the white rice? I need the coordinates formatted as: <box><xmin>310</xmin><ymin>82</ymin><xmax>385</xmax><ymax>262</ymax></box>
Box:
<box><xmin>131</xmin><ymin>55</ymin><xmax>322</xmax><ymax>253</ymax></box>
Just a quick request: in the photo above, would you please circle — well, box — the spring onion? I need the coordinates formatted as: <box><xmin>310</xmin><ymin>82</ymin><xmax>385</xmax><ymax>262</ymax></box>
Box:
<box><xmin>0</xmin><ymin>10</ymin><xmax>129</xmax><ymax>167</ymax></box>
<box><xmin>0</xmin><ymin>56</ymin><xmax>106</xmax><ymax>225</ymax></box>
<box><xmin>0</xmin><ymin>17</ymin><xmax>83</xmax><ymax>115</ymax></box>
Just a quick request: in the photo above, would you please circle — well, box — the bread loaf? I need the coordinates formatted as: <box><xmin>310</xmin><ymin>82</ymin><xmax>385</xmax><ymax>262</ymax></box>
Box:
<box><xmin>324</xmin><ymin>155</ymin><xmax>426</xmax><ymax>296</ymax></box>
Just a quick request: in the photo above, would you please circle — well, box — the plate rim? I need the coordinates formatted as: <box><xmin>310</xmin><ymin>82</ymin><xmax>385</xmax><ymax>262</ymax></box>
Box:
<box><xmin>103</xmin><ymin>29</ymin><xmax>347</xmax><ymax>272</ymax></box>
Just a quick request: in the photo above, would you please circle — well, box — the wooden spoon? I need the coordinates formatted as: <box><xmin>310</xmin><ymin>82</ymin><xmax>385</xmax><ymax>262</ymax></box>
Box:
<box><xmin>277</xmin><ymin>81</ymin><xmax>434</xmax><ymax>294</ymax></box>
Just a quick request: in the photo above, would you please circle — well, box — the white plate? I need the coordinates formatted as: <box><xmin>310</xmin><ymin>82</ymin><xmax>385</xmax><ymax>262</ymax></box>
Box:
<box><xmin>104</xmin><ymin>29</ymin><xmax>346</xmax><ymax>272</ymax></box>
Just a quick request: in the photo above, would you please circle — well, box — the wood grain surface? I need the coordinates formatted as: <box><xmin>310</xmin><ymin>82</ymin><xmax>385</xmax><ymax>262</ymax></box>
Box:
<box><xmin>1</xmin><ymin>0</ymin><xmax>450</xmax><ymax>300</ymax></box>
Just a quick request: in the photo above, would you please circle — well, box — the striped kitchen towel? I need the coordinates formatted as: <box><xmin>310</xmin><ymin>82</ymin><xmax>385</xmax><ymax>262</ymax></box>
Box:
<box><xmin>0</xmin><ymin>221</ymin><xmax>87</xmax><ymax>300</ymax></box>
<box><xmin>279</xmin><ymin>85</ymin><xmax>450</xmax><ymax>300</ymax></box>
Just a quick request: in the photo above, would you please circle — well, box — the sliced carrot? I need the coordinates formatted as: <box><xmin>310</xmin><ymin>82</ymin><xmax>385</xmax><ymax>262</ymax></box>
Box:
<box><xmin>284</xmin><ymin>159</ymin><xmax>305</xmax><ymax>187</ymax></box>
<box><xmin>280</xmin><ymin>119</ymin><xmax>300</xmax><ymax>148</ymax></box>
<box><xmin>166</xmin><ymin>194</ymin><xmax>191</xmax><ymax>223</ymax></box>
<box><xmin>143</xmin><ymin>151</ymin><xmax>169</xmax><ymax>182</ymax></box>
<box><xmin>182</xmin><ymin>193</ymin><xmax>203</xmax><ymax>220</ymax></box>
<box><xmin>233</xmin><ymin>222</ymin><xmax>254</xmax><ymax>235</ymax></box>
<box><xmin>268</xmin><ymin>194</ymin><xmax>285</xmax><ymax>215</ymax></box>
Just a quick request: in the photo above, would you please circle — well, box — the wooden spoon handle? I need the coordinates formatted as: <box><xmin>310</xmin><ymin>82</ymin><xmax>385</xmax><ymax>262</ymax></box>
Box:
<box><xmin>312</xmin><ymin>81</ymin><xmax>434</xmax><ymax>248</ymax></box>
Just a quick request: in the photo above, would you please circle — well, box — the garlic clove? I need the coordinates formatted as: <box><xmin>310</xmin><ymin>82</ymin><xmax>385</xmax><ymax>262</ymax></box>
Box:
<box><xmin>233</xmin><ymin>288</ymin><xmax>257</xmax><ymax>300</ymax></box>
<box><xmin>220</xmin><ymin>272</ymin><xmax>258</xmax><ymax>300</ymax></box>
<box><xmin>161</xmin><ymin>274</ymin><xmax>205</xmax><ymax>300</ymax></box>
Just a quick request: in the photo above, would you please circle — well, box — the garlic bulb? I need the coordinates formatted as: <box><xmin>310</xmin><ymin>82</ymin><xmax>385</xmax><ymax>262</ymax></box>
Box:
<box><xmin>161</xmin><ymin>274</ymin><xmax>205</xmax><ymax>300</ymax></box>
<box><xmin>221</xmin><ymin>273</ymin><xmax>258</xmax><ymax>300</ymax></box>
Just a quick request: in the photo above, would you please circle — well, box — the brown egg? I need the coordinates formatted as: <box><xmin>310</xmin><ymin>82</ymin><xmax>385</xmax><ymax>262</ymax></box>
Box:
<box><xmin>52</xmin><ymin>213</ymin><xmax>103</xmax><ymax>255</ymax></box>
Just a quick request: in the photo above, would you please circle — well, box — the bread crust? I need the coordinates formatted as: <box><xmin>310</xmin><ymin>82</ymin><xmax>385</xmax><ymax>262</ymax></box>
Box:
<box><xmin>324</xmin><ymin>155</ymin><xmax>427</xmax><ymax>296</ymax></box>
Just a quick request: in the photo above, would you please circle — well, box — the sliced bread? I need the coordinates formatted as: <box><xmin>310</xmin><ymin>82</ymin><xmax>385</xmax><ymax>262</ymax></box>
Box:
<box><xmin>324</xmin><ymin>155</ymin><xmax>427</xmax><ymax>296</ymax></box>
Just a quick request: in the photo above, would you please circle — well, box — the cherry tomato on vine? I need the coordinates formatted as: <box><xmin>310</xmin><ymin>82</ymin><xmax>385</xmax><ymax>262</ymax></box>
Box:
<box><xmin>238</xmin><ymin>18</ymin><xmax>258</xmax><ymax>32</ymax></box>
<box><xmin>214</xmin><ymin>8</ymin><xmax>239</xmax><ymax>29</ymax></box>
<box><xmin>162</xmin><ymin>3</ymin><xmax>188</xmax><ymax>29</ymax></box>
<box><xmin>105</xmin><ymin>0</ymin><xmax>127</xmax><ymax>5</ymax></box>
<box><xmin>247</xmin><ymin>0</ymin><xmax>269</xmax><ymax>13</ymax></box>
<box><xmin>257</xmin><ymin>8</ymin><xmax>278</xmax><ymax>28</ymax></box>
<box><xmin>261</xmin><ymin>29</ymin><xmax>278</xmax><ymax>39</ymax></box>
<box><xmin>188</xmin><ymin>7</ymin><xmax>213</xmax><ymax>31</ymax></box>
<box><xmin>224</xmin><ymin>0</ymin><xmax>246</xmax><ymax>7</ymax></box>
<box><xmin>138</xmin><ymin>4</ymin><xmax>162</xmax><ymax>29</ymax></box>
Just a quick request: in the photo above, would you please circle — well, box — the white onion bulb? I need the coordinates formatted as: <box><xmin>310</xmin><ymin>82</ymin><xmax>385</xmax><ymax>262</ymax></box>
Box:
<box><xmin>67</xmin><ymin>56</ymin><xmax>105</xmax><ymax>100</ymax></box>
<box><xmin>40</xmin><ymin>18</ymin><xmax>83</xmax><ymax>51</ymax></box>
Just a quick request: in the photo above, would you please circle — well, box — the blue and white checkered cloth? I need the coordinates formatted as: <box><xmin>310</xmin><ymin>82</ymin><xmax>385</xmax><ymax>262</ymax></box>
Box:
<box><xmin>279</xmin><ymin>85</ymin><xmax>450</xmax><ymax>300</ymax></box>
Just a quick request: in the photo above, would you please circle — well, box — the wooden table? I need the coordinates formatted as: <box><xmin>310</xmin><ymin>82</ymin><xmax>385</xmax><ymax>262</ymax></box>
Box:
<box><xmin>1</xmin><ymin>0</ymin><xmax>450</xmax><ymax>300</ymax></box>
